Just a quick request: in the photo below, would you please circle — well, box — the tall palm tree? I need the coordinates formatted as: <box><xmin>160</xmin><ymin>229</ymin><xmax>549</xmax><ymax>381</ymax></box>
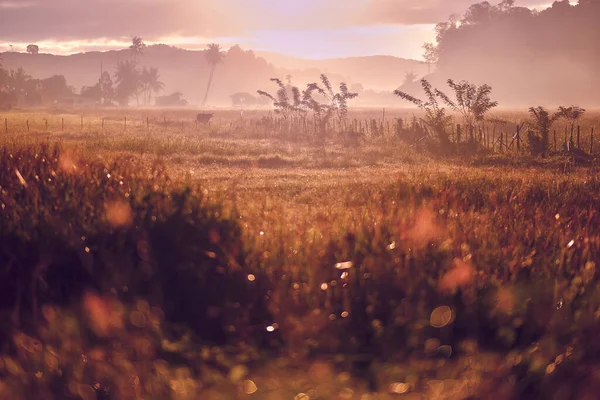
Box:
<box><xmin>113</xmin><ymin>60</ymin><xmax>140</xmax><ymax>106</ymax></box>
<box><xmin>130</xmin><ymin>36</ymin><xmax>146</xmax><ymax>62</ymax></box>
<box><xmin>201</xmin><ymin>43</ymin><xmax>225</xmax><ymax>108</ymax></box>
<box><xmin>140</xmin><ymin>66</ymin><xmax>165</xmax><ymax>105</ymax></box>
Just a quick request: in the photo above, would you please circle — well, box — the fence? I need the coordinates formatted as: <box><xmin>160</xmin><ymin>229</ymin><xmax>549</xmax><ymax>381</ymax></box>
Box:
<box><xmin>1</xmin><ymin>113</ymin><xmax>597</xmax><ymax>156</ymax></box>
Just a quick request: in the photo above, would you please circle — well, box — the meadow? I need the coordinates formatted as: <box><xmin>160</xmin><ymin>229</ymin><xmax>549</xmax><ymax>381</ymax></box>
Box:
<box><xmin>0</xmin><ymin>107</ymin><xmax>599</xmax><ymax>399</ymax></box>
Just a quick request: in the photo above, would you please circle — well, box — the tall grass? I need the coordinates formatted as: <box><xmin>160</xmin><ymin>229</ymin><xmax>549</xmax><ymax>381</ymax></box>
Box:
<box><xmin>0</xmin><ymin>109</ymin><xmax>600</xmax><ymax>398</ymax></box>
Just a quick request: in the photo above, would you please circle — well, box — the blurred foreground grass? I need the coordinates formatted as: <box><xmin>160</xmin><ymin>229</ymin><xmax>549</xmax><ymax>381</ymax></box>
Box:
<box><xmin>0</xmin><ymin>109</ymin><xmax>600</xmax><ymax>399</ymax></box>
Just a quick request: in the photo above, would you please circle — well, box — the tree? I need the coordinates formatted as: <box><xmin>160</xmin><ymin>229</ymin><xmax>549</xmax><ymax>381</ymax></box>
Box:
<box><xmin>402</xmin><ymin>71</ymin><xmax>418</xmax><ymax>88</ymax></box>
<box><xmin>257</xmin><ymin>74</ymin><xmax>358</xmax><ymax>138</ymax></box>
<box><xmin>230</xmin><ymin>92</ymin><xmax>258</xmax><ymax>107</ymax></box>
<box><xmin>156</xmin><ymin>92</ymin><xmax>188</xmax><ymax>107</ymax></box>
<box><xmin>556</xmin><ymin>105</ymin><xmax>585</xmax><ymax>147</ymax></box>
<box><xmin>81</xmin><ymin>84</ymin><xmax>102</xmax><ymax>102</ymax></box>
<box><xmin>201</xmin><ymin>43</ymin><xmax>225</xmax><ymax>108</ymax></box>
<box><xmin>113</xmin><ymin>60</ymin><xmax>140</xmax><ymax>106</ymax></box>
<box><xmin>394</xmin><ymin>79</ymin><xmax>453</xmax><ymax>146</ymax></box>
<box><xmin>0</xmin><ymin>67</ymin><xmax>8</xmax><ymax>92</ymax></box>
<box><xmin>527</xmin><ymin>106</ymin><xmax>560</xmax><ymax>156</ymax></box>
<box><xmin>312</xmin><ymin>74</ymin><xmax>359</xmax><ymax>126</ymax></box>
<box><xmin>40</xmin><ymin>75</ymin><xmax>72</xmax><ymax>101</ymax></box>
<box><xmin>99</xmin><ymin>71</ymin><xmax>114</xmax><ymax>105</ymax></box>
<box><xmin>129</xmin><ymin>36</ymin><xmax>146</xmax><ymax>61</ymax></box>
<box><xmin>257</xmin><ymin>78</ymin><xmax>303</xmax><ymax>121</ymax></box>
<box><xmin>434</xmin><ymin>79</ymin><xmax>498</xmax><ymax>139</ymax></box>
<box><xmin>7</xmin><ymin>68</ymin><xmax>31</xmax><ymax>98</ymax></box>
<box><xmin>422</xmin><ymin>43</ymin><xmax>438</xmax><ymax>74</ymax></box>
<box><xmin>140</xmin><ymin>67</ymin><xmax>165</xmax><ymax>105</ymax></box>
<box><xmin>26</xmin><ymin>44</ymin><xmax>39</xmax><ymax>55</ymax></box>
<box><xmin>556</xmin><ymin>105</ymin><xmax>585</xmax><ymax>130</ymax></box>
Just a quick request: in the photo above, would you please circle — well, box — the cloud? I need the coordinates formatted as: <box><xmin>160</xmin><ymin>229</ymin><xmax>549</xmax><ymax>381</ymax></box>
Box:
<box><xmin>0</xmin><ymin>0</ymin><xmax>244</xmax><ymax>42</ymax></box>
<box><xmin>0</xmin><ymin>1</ymin><xmax>36</xmax><ymax>9</ymax></box>
<box><xmin>0</xmin><ymin>0</ymin><xmax>558</xmax><ymax>59</ymax></box>
<box><xmin>363</xmin><ymin>0</ymin><xmax>557</xmax><ymax>25</ymax></box>
<box><xmin>0</xmin><ymin>0</ymin><xmax>369</xmax><ymax>43</ymax></box>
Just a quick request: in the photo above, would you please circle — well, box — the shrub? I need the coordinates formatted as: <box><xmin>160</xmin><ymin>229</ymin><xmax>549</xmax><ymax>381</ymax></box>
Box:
<box><xmin>0</xmin><ymin>144</ymin><xmax>272</xmax><ymax>345</ymax></box>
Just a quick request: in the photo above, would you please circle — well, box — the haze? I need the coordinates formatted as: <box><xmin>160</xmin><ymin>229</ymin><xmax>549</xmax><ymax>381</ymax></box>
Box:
<box><xmin>0</xmin><ymin>0</ymin><xmax>595</xmax><ymax>107</ymax></box>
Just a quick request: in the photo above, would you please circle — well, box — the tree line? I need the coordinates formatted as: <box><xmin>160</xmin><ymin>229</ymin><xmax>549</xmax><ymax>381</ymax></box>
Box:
<box><xmin>420</xmin><ymin>0</ymin><xmax>600</xmax><ymax>104</ymax></box>
<box><xmin>0</xmin><ymin>37</ymin><xmax>231</xmax><ymax>109</ymax></box>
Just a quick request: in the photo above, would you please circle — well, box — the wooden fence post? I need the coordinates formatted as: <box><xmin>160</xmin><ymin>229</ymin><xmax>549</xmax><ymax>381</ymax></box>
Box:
<box><xmin>553</xmin><ymin>130</ymin><xmax>557</xmax><ymax>152</ymax></box>
<box><xmin>516</xmin><ymin>124</ymin><xmax>521</xmax><ymax>151</ymax></box>
<box><xmin>26</xmin><ymin>120</ymin><xmax>29</xmax><ymax>132</ymax></box>
<box><xmin>591</xmin><ymin>127</ymin><xmax>595</xmax><ymax>154</ymax></box>
<box><xmin>124</xmin><ymin>117</ymin><xmax>127</xmax><ymax>131</ymax></box>
<box><xmin>5</xmin><ymin>118</ymin><xmax>7</xmax><ymax>134</ymax></box>
<box><xmin>500</xmin><ymin>132</ymin><xmax>503</xmax><ymax>153</ymax></box>
<box><xmin>146</xmin><ymin>117</ymin><xmax>149</xmax><ymax>129</ymax></box>
<box><xmin>577</xmin><ymin>125</ymin><xmax>581</xmax><ymax>149</ymax></box>
<box><xmin>102</xmin><ymin>118</ymin><xmax>104</xmax><ymax>129</ymax></box>
<box><xmin>45</xmin><ymin>119</ymin><xmax>48</xmax><ymax>131</ymax></box>
<box><xmin>61</xmin><ymin>118</ymin><xmax>64</xmax><ymax>131</ymax></box>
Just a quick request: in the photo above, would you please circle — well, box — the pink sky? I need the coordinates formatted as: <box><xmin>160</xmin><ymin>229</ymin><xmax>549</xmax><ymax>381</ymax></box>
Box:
<box><xmin>0</xmin><ymin>0</ymin><xmax>563</xmax><ymax>60</ymax></box>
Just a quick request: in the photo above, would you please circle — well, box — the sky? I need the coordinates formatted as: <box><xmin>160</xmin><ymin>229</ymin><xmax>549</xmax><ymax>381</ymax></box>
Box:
<box><xmin>0</xmin><ymin>0</ymin><xmax>560</xmax><ymax>60</ymax></box>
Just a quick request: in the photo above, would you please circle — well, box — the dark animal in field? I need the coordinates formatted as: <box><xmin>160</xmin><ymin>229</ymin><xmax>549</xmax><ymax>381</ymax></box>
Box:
<box><xmin>196</xmin><ymin>113</ymin><xmax>214</xmax><ymax>124</ymax></box>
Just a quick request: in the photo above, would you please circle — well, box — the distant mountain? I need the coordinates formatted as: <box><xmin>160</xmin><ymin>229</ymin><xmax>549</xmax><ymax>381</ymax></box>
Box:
<box><xmin>255</xmin><ymin>51</ymin><xmax>429</xmax><ymax>91</ymax></box>
<box><xmin>0</xmin><ymin>45</ymin><xmax>426</xmax><ymax>107</ymax></box>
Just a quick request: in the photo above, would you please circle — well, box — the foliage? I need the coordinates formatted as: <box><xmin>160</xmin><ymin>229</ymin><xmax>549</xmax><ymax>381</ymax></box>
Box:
<box><xmin>436</xmin><ymin>79</ymin><xmax>498</xmax><ymax>134</ymax></box>
<box><xmin>26</xmin><ymin>44</ymin><xmax>39</xmax><ymax>55</ymax></box>
<box><xmin>112</xmin><ymin>62</ymin><xmax>166</xmax><ymax>106</ymax></box>
<box><xmin>402</xmin><ymin>71</ymin><xmax>418</xmax><ymax>88</ymax></box>
<box><xmin>527</xmin><ymin>106</ymin><xmax>560</xmax><ymax>156</ymax></box>
<box><xmin>2</xmin><ymin>112</ymin><xmax>600</xmax><ymax>396</ymax></box>
<box><xmin>313</xmin><ymin>74</ymin><xmax>359</xmax><ymax>126</ymax></box>
<box><xmin>556</xmin><ymin>105</ymin><xmax>586</xmax><ymax>127</ymax></box>
<box><xmin>81</xmin><ymin>72</ymin><xmax>115</xmax><ymax>105</ymax></box>
<box><xmin>155</xmin><ymin>92</ymin><xmax>188</xmax><ymax>107</ymax></box>
<box><xmin>427</xmin><ymin>0</ymin><xmax>600</xmax><ymax>104</ymax></box>
<box><xmin>394</xmin><ymin>79</ymin><xmax>453</xmax><ymax>146</ymax></box>
<box><xmin>257</xmin><ymin>78</ymin><xmax>305</xmax><ymax>121</ymax></box>
<box><xmin>201</xmin><ymin>43</ymin><xmax>226</xmax><ymax>108</ymax></box>
<box><xmin>230</xmin><ymin>92</ymin><xmax>258</xmax><ymax>107</ymax></box>
<box><xmin>140</xmin><ymin>66</ymin><xmax>165</xmax><ymax>105</ymax></box>
<box><xmin>0</xmin><ymin>143</ymin><xmax>273</xmax><ymax>344</ymax></box>
<box><xmin>422</xmin><ymin>43</ymin><xmax>438</xmax><ymax>73</ymax></box>
<box><xmin>129</xmin><ymin>36</ymin><xmax>146</xmax><ymax>61</ymax></box>
<box><xmin>258</xmin><ymin>74</ymin><xmax>358</xmax><ymax>138</ymax></box>
<box><xmin>113</xmin><ymin>60</ymin><xmax>140</xmax><ymax>106</ymax></box>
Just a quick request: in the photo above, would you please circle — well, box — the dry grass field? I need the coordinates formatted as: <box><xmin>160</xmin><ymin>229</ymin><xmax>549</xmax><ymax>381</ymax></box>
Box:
<box><xmin>0</xmin><ymin>107</ymin><xmax>600</xmax><ymax>399</ymax></box>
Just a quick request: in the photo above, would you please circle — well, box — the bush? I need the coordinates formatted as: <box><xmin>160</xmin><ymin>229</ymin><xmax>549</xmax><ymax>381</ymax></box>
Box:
<box><xmin>0</xmin><ymin>144</ymin><xmax>272</xmax><ymax>344</ymax></box>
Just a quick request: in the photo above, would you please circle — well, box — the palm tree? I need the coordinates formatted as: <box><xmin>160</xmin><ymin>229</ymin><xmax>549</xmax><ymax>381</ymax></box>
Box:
<box><xmin>113</xmin><ymin>60</ymin><xmax>140</xmax><ymax>106</ymax></box>
<box><xmin>129</xmin><ymin>36</ymin><xmax>146</xmax><ymax>62</ymax></box>
<box><xmin>556</xmin><ymin>105</ymin><xmax>586</xmax><ymax>144</ymax></box>
<box><xmin>201</xmin><ymin>43</ymin><xmax>225</xmax><ymax>108</ymax></box>
<box><xmin>140</xmin><ymin>67</ymin><xmax>165</xmax><ymax>105</ymax></box>
<box><xmin>528</xmin><ymin>106</ymin><xmax>560</xmax><ymax>156</ymax></box>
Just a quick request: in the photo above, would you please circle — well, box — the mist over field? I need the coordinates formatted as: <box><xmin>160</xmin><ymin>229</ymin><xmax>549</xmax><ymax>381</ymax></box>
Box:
<box><xmin>1</xmin><ymin>0</ymin><xmax>598</xmax><ymax>108</ymax></box>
